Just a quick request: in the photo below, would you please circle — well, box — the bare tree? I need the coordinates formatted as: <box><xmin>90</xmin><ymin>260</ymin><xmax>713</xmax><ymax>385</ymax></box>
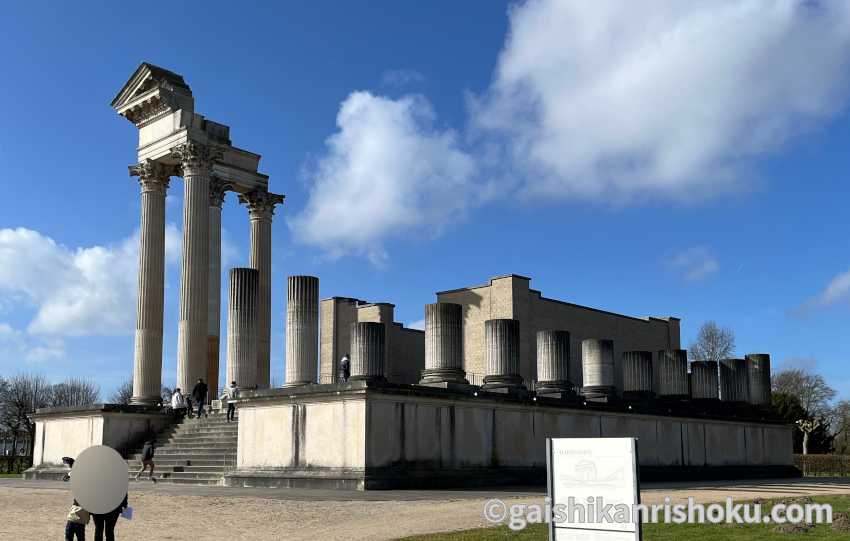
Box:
<box><xmin>689</xmin><ymin>321</ymin><xmax>735</xmax><ymax>363</ymax></box>
<box><xmin>829</xmin><ymin>400</ymin><xmax>850</xmax><ymax>455</ymax></box>
<box><xmin>0</xmin><ymin>374</ymin><xmax>53</xmax><ymax>459</ymax></box>
<box><xmin>772</xmin><ymin>368</ymin><xmax>836</xmax><ymax>418</ymax></box>
<box><xmin>110</xmin><ymin>379</ymin><xmax>133</xmax><ymax>405</ymax></box>
<box><xmin>796</xmin><ymin>419</ymin><xmax>821</xmax><ymax>455</ymax></box>
<box><xmin>111</xmin><ymin>378</ymin><xmax>172</xmax><ymax>406</ymax></box>
<box><xmin>49</xmin><ymin>378</ymin><xmax>100</xmax><ymax>408</ymax></box>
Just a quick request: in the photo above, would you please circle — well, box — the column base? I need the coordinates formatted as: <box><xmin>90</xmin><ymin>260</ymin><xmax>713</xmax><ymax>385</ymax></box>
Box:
<box><xmin>282</xmin><ymin>381</ymin><xmax>315</xmax><ymax>388</ymax></box>
<box><xmin>349</xmin><ymin>375</ymin><xmax>387</xmax><ymax>385</ymax></box>
<box><xmin>481</xmin><ymin>374</ymin><xmax>526</xmax><ymax>392</ymax></box>
<box><xmin>534</xmin><ymin>379</ymin><xmax>574</xmax><ymax>394</ymax></box>
<box><xmin>582</xmin><ymin>385</ymin><xmax>618</xmax><ymax>403</ymax></box>
<box><xmin>129</xmin><ymin>396</ymin><xmax>161</xmax><ymax>406</ymax></box>
<box><xmin>419</xmin><ymin>368</ymin><xmax>469</xmax><ymax>385</ymax></box>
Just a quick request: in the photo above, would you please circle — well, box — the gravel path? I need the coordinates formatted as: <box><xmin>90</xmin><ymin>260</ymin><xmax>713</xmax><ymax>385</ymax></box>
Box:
<box><xmin>0</xmin><ymin>478</ymin><xmax>847</xmax><ymax>540</ymax></box>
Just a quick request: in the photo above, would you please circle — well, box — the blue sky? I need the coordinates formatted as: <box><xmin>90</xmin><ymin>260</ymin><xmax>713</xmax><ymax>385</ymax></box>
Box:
<box><xmin>1</xmin><ymin>1</ymin><xmax>849</xmax><ymax>399</ymax></box>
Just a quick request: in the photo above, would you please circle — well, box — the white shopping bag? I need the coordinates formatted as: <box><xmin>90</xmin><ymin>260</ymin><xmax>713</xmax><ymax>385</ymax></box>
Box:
<box><xmin>121</xmin><ymin>506</ymin><xmax>133</xmax><ymax>521</ymax></box>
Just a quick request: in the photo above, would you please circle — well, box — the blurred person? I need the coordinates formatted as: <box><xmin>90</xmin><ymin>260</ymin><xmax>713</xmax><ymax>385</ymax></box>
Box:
<box><xmin>338</xmin><ymin>353</ymin><xmax>350</xmax><ymax>383</ymax></box>
<box><xmin>92</xmin><ymin>493</ymin><xmax>128</xmax><ymax>541</ymax></box>
<box><xmin>192</xmin><ymin>378</ymin><xmax>208</xmax><ymax>418</ymax></box>
<box><xmin>171</xmin><ymin>387</ymin><xmax>187</xmax><ymax>416</ymax></box>
<box><xmin>134</xmin><ymin>439</ymin><xmax>156</xmax><ymax>483</ymax></box>
<box><xmin>219</xmin><ymin>381</ymin><xmax>238</xmax><ymax>422</ymax></box>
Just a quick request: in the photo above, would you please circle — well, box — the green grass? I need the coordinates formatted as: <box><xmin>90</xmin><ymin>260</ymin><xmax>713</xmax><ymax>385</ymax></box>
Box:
<box><xmin>0</xmin><ymin>473</ymin><xmax>22</xmax><ymax>478</ymax></box>
<box><xmin>399</xmin><ymin>496</ymin><xmax>850</xmax><ymax>541</ymax></box>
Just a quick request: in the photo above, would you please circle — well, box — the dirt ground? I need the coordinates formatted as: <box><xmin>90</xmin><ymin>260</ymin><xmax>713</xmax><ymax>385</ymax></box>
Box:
<box><xmin>1</xmin><ymin>478</ymin><xmax>848</xmax><ymax>540</ymax></box>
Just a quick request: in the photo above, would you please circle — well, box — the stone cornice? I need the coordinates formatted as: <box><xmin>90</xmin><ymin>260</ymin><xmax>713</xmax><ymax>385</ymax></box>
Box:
<box><xmin>238</xmin><ymin>188</ymin><xmax>285</xmax><ymax>220</ymax></box>
<box><xmin>129</xmin><ymin>161</ymin><xmax>171</xmax><ymax>193</ymax></box>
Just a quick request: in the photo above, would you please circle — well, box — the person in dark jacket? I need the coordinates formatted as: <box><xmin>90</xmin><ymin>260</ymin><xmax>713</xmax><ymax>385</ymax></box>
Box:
<box><xmin>191</xmin><ymin>378</ymin><xmax>208</xmax><ymax>418</ymax></box>
<box><xmin>92</xmin><ymin>493</ymin><xmax>127</xmax><ymax>541</ymax></box>
<box><xmin>134</xmin><ymin>439</ymin><xmax>156</xmax><ymax>482</ymax></box>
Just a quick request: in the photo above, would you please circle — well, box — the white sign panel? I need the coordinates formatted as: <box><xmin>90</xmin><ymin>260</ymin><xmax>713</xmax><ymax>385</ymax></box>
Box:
<box><xmin>547</xmin><ymin>437</ymin><xmax>641</xmax><ymax>541</ymax></box>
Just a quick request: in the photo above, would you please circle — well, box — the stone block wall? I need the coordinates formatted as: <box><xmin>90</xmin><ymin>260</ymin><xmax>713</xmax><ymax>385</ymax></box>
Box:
<box><xmin>437</xmin><ymin>275</ymin><xmax>680</xmax><ymax>390</ymax></box>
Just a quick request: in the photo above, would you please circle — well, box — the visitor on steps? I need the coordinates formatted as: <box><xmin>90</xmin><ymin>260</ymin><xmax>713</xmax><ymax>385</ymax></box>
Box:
<box><xmin>192</xmin><ymin>378</ymin><xmax>208</xmax><ymax>418</ymax></box>
<box><xmin>170</xmin><ymin>388</ymin><xmax>187</xmax><ymax>416</ymax></box>
<box><xmin>338</xmin><ymin>353</ymin><xmax>350</xmax><ymax>383</ymax></box>
<box><xmin>219</xmin><ymin>381</ymin><xmax>239</xmax><ymax>422</ymax></box>
<box><xmin>134</xmin><ymin>440</ymin><xmax>156</xmax><ymax>483</ymax></box>
<box><xmin>92</xmin><ymin>493</ymin><xmax>127</xmax><ymax>541</ymax></box>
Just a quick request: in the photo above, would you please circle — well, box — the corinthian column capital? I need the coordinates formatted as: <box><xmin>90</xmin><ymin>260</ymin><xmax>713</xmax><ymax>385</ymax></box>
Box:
<box><xmin>171</xmin><ymin>142</ymin><xmax>222</xmax><ymax>177</ymax></box>
<box><xmin>129</xmin><ymin>161</ymin><xmax>171</xmax><ymax>193</ymax></box>
<box><xmin>209</xmin><ymin>177</ymin><xmax>230</xmax><ymax>208</ymax></box>
<box><xmin>238</xmin><ymin>188</ymin><xmax>285</xmax><ymax>220</ymax></box>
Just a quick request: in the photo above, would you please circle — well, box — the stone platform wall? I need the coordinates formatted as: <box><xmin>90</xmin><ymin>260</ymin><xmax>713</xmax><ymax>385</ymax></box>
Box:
<box><xmin>25</xmin><ymin>405</ymin><xmax>174</xmax><ymax>480</ymax></box>
<box><xmin>226</xmin><ymin>383</ymin><xmax>794</xmax><ymax>490</ymax></box>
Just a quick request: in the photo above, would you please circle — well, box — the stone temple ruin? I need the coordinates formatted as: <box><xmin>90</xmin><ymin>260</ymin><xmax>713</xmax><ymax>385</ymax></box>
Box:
<box><xmin>25</xmin><ymin>64</ymin><xmax>793</xmax><ymax>489</ymax></box>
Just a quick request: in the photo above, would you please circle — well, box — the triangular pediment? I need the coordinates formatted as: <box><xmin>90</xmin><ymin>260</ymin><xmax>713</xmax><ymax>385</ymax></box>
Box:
<box><xmin>111</xmin><ymin>62</ymin><xmax>193</xmax><ymax>113</ymax></box>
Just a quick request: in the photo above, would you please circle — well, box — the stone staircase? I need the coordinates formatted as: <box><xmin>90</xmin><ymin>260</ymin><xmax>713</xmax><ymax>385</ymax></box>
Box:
<box><xmin>126</xmin><ymin>411</ymin><xmax>237</xmax><ymax>485</ymax></box>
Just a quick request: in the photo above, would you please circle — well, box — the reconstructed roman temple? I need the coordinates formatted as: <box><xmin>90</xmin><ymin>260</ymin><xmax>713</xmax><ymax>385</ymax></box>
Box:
<box><xmin>26</xmin><ymin>64</ymin><xmax>794</xmax><ymax>489</ymax></box>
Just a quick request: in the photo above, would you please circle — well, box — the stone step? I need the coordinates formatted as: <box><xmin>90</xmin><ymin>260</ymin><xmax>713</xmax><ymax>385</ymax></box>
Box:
<box><xmin>147</xmin><ymin>442</ymin><xmax>236</xmax><ymax>456</ymax></box>
<box><xmin>157</xmin><ymin>436</ymin><xmax>238</xmax><ymax>445</ymax></box>
<box><xmin>127</xmin><ymin>456</ymin><xmax>234</xmax><ymax>465</ymax></box>
<box><xmin>128</xmin><ymin>464</ymin><xmax>230</xmax><ymax>473</ymax></box>
<box><xmin>123</xmin><ymin>414</ymin><xmax>239</xmax><ymax>486</ymax></box>
<box><xmin>129</xmin><ymin>452</ymin><xmax>236</xmax><ymax>461</ymax></box>
<box><xmin>128</xmin><ymin>475</ymin><xmax>223</xmax><ymax>486</ymax></box>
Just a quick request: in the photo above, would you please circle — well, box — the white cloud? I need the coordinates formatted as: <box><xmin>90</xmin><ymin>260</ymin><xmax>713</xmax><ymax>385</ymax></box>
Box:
<box><xmin>294</xmin><ymin>1</ymin><xmax>850</xmax><ymax>261</ymax></box>
<box><xmin>668</xmin><ymin>246</ymin><xmax>719</xmax><ymax>282</ymax></box>
<box><xmin>0</xmin><ymin>322</ymin><xmax>65</xmax><ymax>363</ymax></box>
<box><xmin>289</xmin><ymin>91</ymin><xmax>477</xmax><ymax>262</ymax></box>
<box><xmin>0</xmin><ymin>225</ymin><xmax>180</xmax><ymax>337</ymax></box>
<box><xmin>382</xmin><ymin>69</ymin><xmax>426</xmax><ymax>88</ymax></box>
<box><xmin>407</xmin><ymin>318</ymin><xmax>426</xmax><ymax>331</ymax></box>
<box><xmin>470</xmin><ymin>0</ymin><xmax>850</xmax><ymax>202</ymax></box>
<box><xmin>805</xmin><ymin>268</ymin><xmax>850</xmax><ymax>308</ymax></box>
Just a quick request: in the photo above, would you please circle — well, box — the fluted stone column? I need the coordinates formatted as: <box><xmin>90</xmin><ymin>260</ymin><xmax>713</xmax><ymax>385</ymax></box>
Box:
<box><xmin>239</xmin><ymin>189</ymin><xmax>284</xmax><ymax>389</ymax></box>
<box><xmin>655</xmin><ymin>349</ymin><xmax>689</xmax><ymax>399</ymax></box>
<box><xmin>129</xmin><ymin>161</ymin><xmax>170</xmax><ymax>405</ymax></box>
<box><xmin>482</xmin><ymin>319</ymin><xmax>525</xmax><ymax>391</ymax></box>
<box><xmin>350</xmin><ymin>322</ymin><xmax>386</xmax><ymax>383</ymax></box>
<box><xmin>536</xmin><ymin>330</ymin><xmax>572</xmax><ymax>393</ymax></box>
<box><xmin>174</xmin><ymin>143</ymin><xmax>218</xmax><ymax>393</ymax></box>
<box><xmin>207</xmin><ymin>179</ymin><xmax>227</xmax><ymax>400</ymax></box>
<box><xmin>622</xmin><ymin>350</ymin><xmax>653</xmax><ymax>399</ymax></box>
<box><xmin>690</xmin><ymin>361</ymin><xmax>719</xmax><ymax>400</ymax></box>
<box><xmin>582</xmin><ymin>338</ymin><xmax>616</xmax><ymax>401</ymax></box>
<box><xmin>285</xmin><ymin>275</ymin><xmax>319</xmax><ymax>386</ymax></box>
<box><xmin>720</xmin><ymin>358</ymin><xmax>750</xmax><ymax>403</ymax></box>
<box><xmin>226</xmin><ymin>268</ymin><xmax>259</xmax><ymax>390</ymax></box>
<box><xmin>420</xmin><ymin>303</ymin><xmax>467</xmax><ymax>384</ymax></box>
<box><xmin>745</xmin><ymin>353</ymin><xmax>772</xmax><ymax>406</ymax></box>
